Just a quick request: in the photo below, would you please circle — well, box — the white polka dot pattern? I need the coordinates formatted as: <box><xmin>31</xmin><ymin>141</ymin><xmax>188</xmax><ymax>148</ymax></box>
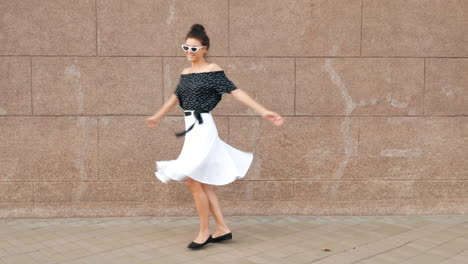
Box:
<box><xmin>174</xmin><ymin>70</ymin><xmax>238</xmax><ymax>111</ymax></box>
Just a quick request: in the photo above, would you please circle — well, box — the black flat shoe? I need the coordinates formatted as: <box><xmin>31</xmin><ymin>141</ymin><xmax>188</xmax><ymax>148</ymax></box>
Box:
<box><xmin>212</xmin><ymin>232</ymin><xmax>232</xmax><ymax>243</ymax></box>
<box><xmin>187</xmin><ymin>235</ymin><xmax>213</xmax><ymax>249</ymax></box>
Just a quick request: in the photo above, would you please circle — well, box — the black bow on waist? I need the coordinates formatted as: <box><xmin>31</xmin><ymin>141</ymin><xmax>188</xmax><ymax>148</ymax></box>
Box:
<box><xmin>175</xmin><ymin>110</ymin><xmax>209</xmax><ymax>137</ymax></box>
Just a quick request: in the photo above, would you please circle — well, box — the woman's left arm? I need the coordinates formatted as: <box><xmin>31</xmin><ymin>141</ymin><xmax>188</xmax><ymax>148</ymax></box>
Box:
<box><xmin>229</xmin><ymin>89</ymin><xmax>284</xmax><ymax>126</ymax></box>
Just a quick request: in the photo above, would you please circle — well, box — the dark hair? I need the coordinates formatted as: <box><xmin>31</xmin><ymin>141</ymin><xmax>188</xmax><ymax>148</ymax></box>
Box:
<box><xmin>186</xmin><ymin>24</ymin><xmax>210</xmax><ymax>51</ymax></box>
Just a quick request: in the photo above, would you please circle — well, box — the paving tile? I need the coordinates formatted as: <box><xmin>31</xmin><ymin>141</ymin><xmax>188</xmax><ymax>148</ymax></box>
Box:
<box><xmin>426</xmin><ymin>237</ymin><xmax>468</xmax><ymax>257</ymax></box>
<box><xmin>400</xmin><ymin>252</ymin><xmax>449</xmax><ymax>264</ymax></box>
<box><xmin>0</xmin><ymin>215</ymin><xmax>466</xmax><ymax>263</ymax></box>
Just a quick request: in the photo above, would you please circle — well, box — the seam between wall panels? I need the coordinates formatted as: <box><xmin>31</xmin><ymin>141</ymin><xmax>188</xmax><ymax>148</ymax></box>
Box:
<box><xmin>360</xmin><ymin>0</ymin><xmax>363</xmax><ymax>56</ymax></box>
<box><xmin>95</xmin><ymin>0</ymin><xmax>98</xmax><ymax>56</ymax></box>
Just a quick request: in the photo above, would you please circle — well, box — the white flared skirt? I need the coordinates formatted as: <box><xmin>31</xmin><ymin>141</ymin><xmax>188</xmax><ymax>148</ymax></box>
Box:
<box><xmin>155</xmin><ymin>110</ymin><xmax>253</xmax><ymax>185</ymax></box>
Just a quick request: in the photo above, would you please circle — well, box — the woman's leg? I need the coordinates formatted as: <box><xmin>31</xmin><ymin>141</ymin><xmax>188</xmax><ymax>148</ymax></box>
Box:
<box><xmin>186</xmin><ymin>177</ymin><xmax>211</xmax><ymax>243</ymax></box>
<box><xmin>202</xmin><ymin>184</ymin><xmax>231</xmax><ymax>238</ymax></box>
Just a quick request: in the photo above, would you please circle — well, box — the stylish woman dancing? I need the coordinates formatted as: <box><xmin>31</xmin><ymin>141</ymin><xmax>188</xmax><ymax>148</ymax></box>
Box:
<box><xmin>145</xmin><ymin>24</ymin><xmax>284</xmax><ymax>249</ymax></box>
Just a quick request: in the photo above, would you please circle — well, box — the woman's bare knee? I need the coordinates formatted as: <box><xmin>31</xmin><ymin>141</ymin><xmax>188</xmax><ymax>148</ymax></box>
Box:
<box><xmin>187</xmin><ymin>178</ymin><xmax>204</xmax><ymax>192</ymax></box>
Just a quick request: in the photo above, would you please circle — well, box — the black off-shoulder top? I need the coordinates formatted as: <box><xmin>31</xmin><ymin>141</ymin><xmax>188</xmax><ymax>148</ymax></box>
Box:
<box><xmin>174</xmin><ymin>70</ymin><xmax>238</xmax><ymax>112</ymax></box>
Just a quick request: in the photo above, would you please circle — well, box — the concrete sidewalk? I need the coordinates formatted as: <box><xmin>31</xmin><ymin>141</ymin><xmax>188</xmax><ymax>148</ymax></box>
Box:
<box><xmin>0</xmin><ymin>215</ymin><xmax>467</xmax><ymax>264</ymax></box>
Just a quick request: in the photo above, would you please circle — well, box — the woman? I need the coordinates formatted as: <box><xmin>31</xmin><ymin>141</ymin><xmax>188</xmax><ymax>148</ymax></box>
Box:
<box><xmin>145</xmin><ymin>24</ymin><xmax>284</xmax><ymax>249</ymax></box>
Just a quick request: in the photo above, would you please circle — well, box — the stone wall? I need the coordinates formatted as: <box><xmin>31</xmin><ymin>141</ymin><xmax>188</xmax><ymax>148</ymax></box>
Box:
<box><xmin>1</xmin><ymin>0</ymin><xmax>467</xmax><ymax>218</ymax></box>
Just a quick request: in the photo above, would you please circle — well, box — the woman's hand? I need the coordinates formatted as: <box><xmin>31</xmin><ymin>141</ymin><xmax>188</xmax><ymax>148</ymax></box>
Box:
<box><xmin>145</xmin><ymin>115</ymin><xmax>161</xmax><ymax>128</ymax></box>
<box><xmin>261</xmin><ymin>110</ymin><xmax>284</xmax><ymax>126</ymax></box>
<box><xmin>145</xmin><ymin>94</ymin><xmax>179</xmax><ymax>128</ymax></box>
<box><xmin>230</xmin><ymin>89</ymin><xmax>283</xmax><ymax>126</ymax></box>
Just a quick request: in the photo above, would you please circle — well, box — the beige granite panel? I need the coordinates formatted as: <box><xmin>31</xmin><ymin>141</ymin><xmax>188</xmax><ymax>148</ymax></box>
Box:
<box><xmin>247</xmin><ymin>181</ymin><xmax>295</xmax><ymax>201</ymax></box>
<box><xmin>457</xmin><ymin>117</ymin><xmax>468</xmax><ymax>138</ymax></box>
<box><xmin>32</xmin><ymin>57</ymin><xmax>162</xmax><ymax>115</ymax></box>
<box><xmin>162</xmin><ymin>57</ymin><xmax>295</xmax><ymax>116</ymax></box>
<box><xmin>0</xmin><ymin>183</ymin><xmax>33</xmax><ymax>203</ymax></box>
<box><xmin>359</xmin><ymin>117</ymin><xmax>468</xmax><ymax>180</ymax></box>
<box><xmin>162</xmin><ymin>57</ymin><xmax>190</xmax><ymax>108</ymax></box>
<box><xmin>59</xmin><ymin>197</ymin><xmax>467</xmax><ymax>217</ymax></box>
<box><xmin>32</xmin><ymin>202</ymin><xmax>75</xmax><ymax>218</ymax></box>
<box><xmin>212</xmin><ymin>181</ymin><xmax>248</xmax><ymax>200</ymax></box>
<box><xmin>228</xmin><ymin>117</ymin><xmax>359</xmax><ymax>181</ymax></box>
<box><xmin>164</xmin><ymin>181</ymin><xmax>249</xmax><ymax>203</ymax></box>
<box><xmin>34</xmin><ymin>182</ymin><xmax>78</xmax><ymax>203</ymax></box>
<box><xmin>0</xmin><ymin>57</ymin><xmax>31</xmax><ymax>115</ymax></box>
<box><xmin>164</xmin><ymin>202</ymin><xmax>198</xmax><ymax>216</ymax></box>
<box><xmin>362</xmin><ymin>0</ymin><xmax>468</xmax><ymax>57</ymax></box>
<box><xmin>165</xmin><ymin>182</ymin><xmax>193</xmax><ymax>203</ymax></box>
<box><xmin>34</xmin><ymin>182</ymin><xmax>164</xmax><ymax>203</ymax></box>
<box><xmin>296</xmin><ymin>58</ymin><xmax>424</xmax><ymax>116</ymax></box>
<box><xmin>0</xmin><ymin>117</ymin><xmax>98</xmax><ymax>182</ymax></box>
<box><xmin>425</xmin><ymin>59</ymin><xmax>468</xmax><ymax>116</ymax></box>
<box><xmin>0</xmin><ymin>203</ymin><xmax>33</xmax><ymax>218</ymax></box>
<box><xmin>162</xmin><ymin>56</ymin><xmax>194</xmax><ymax>116</ymax></box>
<box><xmin>216</xmin><ymin>200</ymin><xmax>298</xmax><ymax>216</ymax></box>
<box><xmin>72</xmin><ymin>202</ymin><xmax>164</xmax><ymax>217</ymax></box>
<box><xmin>98</xmin><ymin>116</ymin><xmax>228</xmax><ymax>182</ymax></box>
<box><xmin>294</xmin><ymin>181</ymin><xmax>468</xmax><ymax>201</ymax></box>
<box><xmin>34</xmin><ymin>201</ymin><xmax>165</xmax><ymax>218</ymax></box>
<box><xmin>165</xmin><ymin>200</ymin><xmax>296</xmax><ymax>216</ymax></box>
<box><xmin>77</xmin><ymin>182</ymin><xmax>160</xmax><ymax>202</ymax></box>
<box><xmin>164</xmin><ymin>181</ymin><xmax>293</xmax><ymax>203</ymax></box>
<box><xmin>212</xmin><ymin>58</ymin><xmax>295</xmax><ymax>116</ymax></box>
<box><xmin>291</xmin><ymin>199</ymin><xmax>468</xmax><ymax>216</ymax></box>
<box><xmin>98</xmin><ymin>0</ymin><xmax>228</xmax><ymax>56</ymax></box>
<box><xmin>416</xmin><ymin>181</ymin><xmax>468</xmax><ymax>199</ymax></box>
<box><xmin>229</xmin><ymin>0</ymin><xmax>361</xmax><ymax>56</ymax></box>
<box><xmin>0</xmin><ymin>0</ymin><xmax>95</xmax><ymax>55</ymax></box>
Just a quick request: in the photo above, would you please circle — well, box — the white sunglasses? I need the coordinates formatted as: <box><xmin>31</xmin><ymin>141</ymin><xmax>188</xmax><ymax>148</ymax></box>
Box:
<box><xmin>181</xmin><ymin>44</ymin><xmax>206</xmax><ymax>53</ymax></box>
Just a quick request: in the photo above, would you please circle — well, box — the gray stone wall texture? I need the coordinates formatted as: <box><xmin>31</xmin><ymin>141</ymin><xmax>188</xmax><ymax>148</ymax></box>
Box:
<box><xmin>1</xmin><ymin>0</ymin><xmax>467</xmax><ymax>219</ymax></box>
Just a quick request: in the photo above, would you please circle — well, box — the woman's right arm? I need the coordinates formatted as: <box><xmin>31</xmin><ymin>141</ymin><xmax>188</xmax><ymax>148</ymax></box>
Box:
<box><xmin>145</xmin><ymin>94</ymin><xmax>179</xmax><ymax>127</ymax></box>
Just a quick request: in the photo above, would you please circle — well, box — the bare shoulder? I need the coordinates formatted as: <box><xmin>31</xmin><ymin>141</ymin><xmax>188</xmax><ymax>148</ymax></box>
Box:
<box><xmin>208</xmin><ymin>63</ymin><xmax>223</xmax><ymax>72</ymax></box>
<box><xmin>181</xmin><ymin>68</ymin><xmax>191</xmax><ymax>74</ymax></box>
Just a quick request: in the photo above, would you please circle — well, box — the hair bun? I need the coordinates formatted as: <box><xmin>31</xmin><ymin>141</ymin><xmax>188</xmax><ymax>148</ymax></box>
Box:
<box><xmin>190</xmin><ymin>24</ymin><xmax>205</xmax><ymax>32</ymax></box>
<box><xmin>186</xmin><ymin>24</ymin><xmax>210</xmax><ymax>51</ymax></box>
